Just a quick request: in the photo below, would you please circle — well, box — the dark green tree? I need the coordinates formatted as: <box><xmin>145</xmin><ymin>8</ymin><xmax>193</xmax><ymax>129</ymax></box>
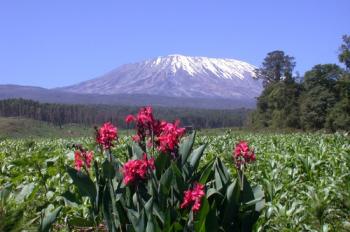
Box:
<box><xmin>339</xmin><ymin>35</ymin><xmax>350</xmax><ymax>71</ymax></box>
<box><xmin>299</xmin><ymin>64</ymin><xmax>343</xmax><ymax>130</ymax></box>
<box><xmin>255</xmin><ymin>50</ymin><xmax>296</xmax><ymax>87</ymax></box>
<box><xmin>251</xmin><ymin>78</ymin><xmax>300</xmax><ymax>129</ymax></box>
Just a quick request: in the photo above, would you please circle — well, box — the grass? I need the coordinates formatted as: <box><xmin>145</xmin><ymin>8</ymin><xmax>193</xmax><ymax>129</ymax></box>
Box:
<box><xmin>0</xmin><ymin>117</ymin><xmax>137</xmax><ymax>139</ymax></box>
<box><xmin>0</xmin><ymin>117</ymin><xmax>93</xmax><ymax>139</ymax></box>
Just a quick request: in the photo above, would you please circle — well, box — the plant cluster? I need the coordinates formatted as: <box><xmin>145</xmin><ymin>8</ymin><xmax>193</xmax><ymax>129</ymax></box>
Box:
<box><xmin>63</xmin><ymin>106</ymin><xmax>265</xmax><ymax>231</ymax></box>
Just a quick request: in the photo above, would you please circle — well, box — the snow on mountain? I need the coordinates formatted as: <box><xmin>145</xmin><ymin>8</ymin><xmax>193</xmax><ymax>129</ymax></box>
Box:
<box><xmin>61</xmin><ymin>54</ymin><xmax>262</xmax><ymax>100</ymax></box>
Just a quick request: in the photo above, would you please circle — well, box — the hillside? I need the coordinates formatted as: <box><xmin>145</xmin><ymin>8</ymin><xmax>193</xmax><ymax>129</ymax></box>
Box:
<box><xmin>0</xmin><ymin>117</ymin><xmax>93</xmax><ymax>138</ymax></box>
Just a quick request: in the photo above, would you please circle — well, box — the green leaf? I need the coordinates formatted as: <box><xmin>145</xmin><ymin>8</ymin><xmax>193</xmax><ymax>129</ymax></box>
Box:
<box><xmin>222</xmin><ymin>180</ymin><xmax>240</xmax><ymax>229</ymax></box>
<box><xmin>249</xmin><ymin>185</ymin><xmax>265</xmax><ymax>212</ymax></box>
<box><xmin>132</xmin><ymin>143</ymin><xmax>145</xmax><ymax>159</ymax></box>
<box><xmin>206</xmin><ymin>188</ymin><xmax>224</xmax><ymax>200</ymax></box>
<box><xmin>144</xmin><ymin>197</ymin><xmax>153</xmax><ymax>216</ymax></box>
<box><xmin>241</xmin><ymin>211</ymin><xmax>260</xmax><ymax>232</ymax></box>
<box><xmin>198</xmin><ymin>158</ymin><xmax>214</xmax><ymax>184</ymax></box>
<box><xmin>68</xmin><ymin>217</ymin><xmax>94</xmax><ymax>227</ymax></box>
<box><xmin>45</xmin><ymin>157</ymin><xmax>58</xmax><ymax>167</ymax></box>
<box><xmin>15</xmin><ymin>182</ymin><xmax>35</xmax><ymax>202</ymax></box>
<box><xmin>194</xmin><ymin>197</ymin><xmax>209</xmax><ymax>232</ymax></box>
<box><xmin>159</xmin><ymin>167</ymin><xmax>173</xmax><ymax>195</ymax></box>
<box><xmin>153</xmin><ymin>203</ymin><xmax>165</xmax><ymax>224</ymax></box>
<box><xmin>61</xmin><ymin>190</ymin><xmax>80</xmax><ymax>206</ymax></box>
<box><xmin>189</xmin><ymin>144</ymin><xmax>207</xmax><ymax>171</ymax></box>
<box><xmin>38</xmin><ymin>205</ymin><xmax>62</xmax><ymax>232</ymax></box>
<box><xmin>155</xmin><ymin>152</ymin><xmax>171</xmax><ymax>178</ymax></box>
<box><xmin>205</xmin><ymin>201</ymin><xmax>218</xmax><ymax>232</ymax></box>
<box><xmin>171</xmin><ymin>163</ymin><xmax>186</xmax><ymax>193</ymax></box>
<box><xmin>103</xmin><ymin>185</ymin><xmax>116</xmax><ymax>232</ymax></box>
<box><xmin>216</xmin><ymin>158</ymin><xmax>230</xmax><ymax>183</ymax></box>
<box><xmin>127</xmin><ymin>209</ymin><xmax>146</xmax><ymax>232</ymax></box>
<box><xmin>146</xmin><ymin>219</ymin><xmax>155</xmax><ymax>232</ymax></box>
<box><xmin>179</xmin><ymin>131</ymin><xmax>196</xmax><ymax>165</ymax></box>
<box><xmin>241</xmin><ymin>174</ymin><xmax>255</xmax><ymax>205</ymax></box>
<box><xmin>66</xmin><ymin>166</ymin><xmax>97</xmax><ymax>205</ymax></box>
<box><xmin>102</xmin><ymin>159</ymin><xmax>116</xmax><ymax>179</ymax></box>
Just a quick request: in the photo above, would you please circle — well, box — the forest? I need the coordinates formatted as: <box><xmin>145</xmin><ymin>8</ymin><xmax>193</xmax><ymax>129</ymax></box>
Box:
<box><xmin>0</xmin><ymin>98</ymin><xmax>250</xmax><ymax>129</ymax></box>
<box><xmin>250</xmin><ymin>35</ymin><xmax>350</xmax><ymax>131</ymax></box>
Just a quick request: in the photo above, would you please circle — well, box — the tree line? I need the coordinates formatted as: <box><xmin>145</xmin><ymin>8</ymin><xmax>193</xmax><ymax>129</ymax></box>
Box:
<box><xmin>0</xmin><ymin>98</ymin><xmax>251</xmax><ymax>129</ymax></box>
<box><xmin>250</xmin><ymin>35</ymin><xmax>350</xmax><ymax>131</ymax></box>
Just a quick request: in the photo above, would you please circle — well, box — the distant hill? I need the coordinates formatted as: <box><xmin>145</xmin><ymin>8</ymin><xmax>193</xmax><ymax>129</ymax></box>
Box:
<box><xmin>0</xmin><ymin>84</ymin><xmax>256</xmax><ymax>109</ymax></box>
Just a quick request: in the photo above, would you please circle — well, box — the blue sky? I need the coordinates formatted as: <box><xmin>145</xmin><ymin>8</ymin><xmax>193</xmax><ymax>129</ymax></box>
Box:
<box><xmin>0</xmin><ymin>0</ymin><xmax>349</xmax><ymax>88</ymax></box>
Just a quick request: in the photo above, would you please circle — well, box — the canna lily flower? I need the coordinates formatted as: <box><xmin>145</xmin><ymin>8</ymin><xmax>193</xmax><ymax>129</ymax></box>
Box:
<box><xmin>157</xmin><ymin>120</ymin><xmax>185</xmax><ymax>153</ymax></box>
<box><xmin>122</xmin><ymin>154</ymin><xmax>155</xmax><ymax>185</ymax></box>
<box><xmin>233</xmin><ymin>141</ymin><xmax>256</xmax><ymax>169</ymax></box>
<box><xmin>96</xmin><ymin>122</ymin><xmax>118</xmax><ymax>150</ymax></box>
<box><xmin>180</xmin><ymin>183</ymin><xmax>205</xmax><ymax>212</ymax></box>
<box><xmin>74</xmin><ymin>150</ymin><xmax>94</xmax><ymax>171</ymax></box>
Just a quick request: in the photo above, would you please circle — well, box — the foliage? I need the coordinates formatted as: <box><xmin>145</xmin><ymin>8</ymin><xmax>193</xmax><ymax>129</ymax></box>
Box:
<box><xmin>1</xmin><ymin>130</ymin><xmax>350</xmax><ymax>231</ymax></box>
<box><xmin>251</xmin><ymin>80</ymin><xmax>300</xmax><ymax>129</ymax></box>
<box><xmin>251</xmin><ymin>36</ymin><xmax>350</xmax><ymax>132</ymax></box>
<box><xmin>254</xmin><ymin>50</ymin><xmax>295</xmax><ymax>87</ymax></box>
<box><xmin>0</xmin><ymin>98</ymin><xmax>251</xmax><ymax>129</ymax></box>
<box><xmin>339</xmin><ymin>35</ymin><xmax>350</xmax><ymax>71</ymax></box>
<box><xmin>61</xmin><ymin>109</ymin><xmax>265</xmax><ymax>231</ymax></box>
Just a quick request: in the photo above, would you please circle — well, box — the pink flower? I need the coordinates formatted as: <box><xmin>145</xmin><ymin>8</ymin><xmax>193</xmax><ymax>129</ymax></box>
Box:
<box><xmin>125</xmin><ymin>115</ymin><xmax>136</xmax><ymax>124</ymax></box>
<box><xmin>233</xmin><ymin>141</ymin><xmax>256</xmax><ymax>169</ymax></box>
<box><xmin>157</xmin><ymin>120</ymin><xmax>185</xmax><ymax>153</ymax></box>
<box><xmin>132</xmin><ymin>134</ymin><xmax>141</xmax><ymax>142</ymax></box>
<box><xmin>137</xmin><ymin>106</ymin><xmax>154</xmax><ymax>125</ymax></box>
<box><xmin>122</xmin><ymin>154</ymin><xmax>155</xmax><ymax>185</ymax></box>
<box><xmin>96</xmin><ymin>122</ymin><xmax>118</xmax><ymax>150</ymax></box>
<box><xmin>180</xmin><ymin>183</ymin><xmax>205</xmax><ymax>212</ymax></box>
<box><xmin>128</xmin><ymin>107</ymin><xmax>157</xmax><ymax>146</ymax></box>
<box><xmin>74</xmin><ymin>150</ymin><xmax>94</xmax><ymax>171</ymax></box>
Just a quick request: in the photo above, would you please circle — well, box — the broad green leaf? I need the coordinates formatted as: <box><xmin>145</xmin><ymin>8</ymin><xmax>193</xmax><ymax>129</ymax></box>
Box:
<box><xmin>38</xmin><ymin>205</ymin><xmax>62</xmax><ymax>232</ymax></box>
<box><xmin>155</xmin><ymin>152</ymin><xmax>170</xmax><ymax>178</ymax></box>
<box><xmin>68</xmin><ymin>217</ymin><xmax>94</xmax><ymax>227</ymax></box>
<box><xmin>179</xmin><ymin>131</ymin><xmax>196</xmax><ymax>165</ymax></box>
<box><xmin>144</xmin><ymin>197</ymin><xmax>153</xmax><ymax>216</ymax></box>
<box><xmin>66</xmin><ymin>166</ymin><xmax>97</xmax><ymax>205</ymax></box>
<box><xmin>205</xmin><ymin>201</ymin><xmax>218</xmax><ymax>232</ymax></box>
<box><xmin>159</xmin><ymin>167</ymin><xmax>173</xmax><ymax>195</ymax></box>
<box><xmin>189</xmin><ymin>144</ymin><xmax>207</xmax><ymax>171</ymax></box>
<box><xmin>146</xmin><ymin>219</ymin><xmax>155</xmax><ymax>232</ymax></box>
<box><xmin>15</xmin><ymin>182</ymin><xmax>35</xmax><ymax>202</ymax></box>
<box><xmin>194</xmin><ymin>197</ymin><xmax>209</xmax><ymax>231</ymax></box>
<box><xmin>102</xmin><ymin>159</ymin><xmax>116</xmax><ymax>179</ymax></box>
<box><xmin>132</xmin><ymin>143</ymin><xmax>144</xmax><ymax>159</ymax></box>
<box><xmin>222</xmin><ymin>180</ymin><xmax>240</xmax><ymax>229</ymax></box>
<box><xmin>198</xmin><ymin>158</ymin><xmax>214</xmax><ymax>184</ymax></box>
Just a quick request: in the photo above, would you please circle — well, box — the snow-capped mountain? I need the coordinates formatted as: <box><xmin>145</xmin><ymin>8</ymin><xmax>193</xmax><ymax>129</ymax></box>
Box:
<box><xmin>61</xmin><ymin>54</ymin><xmax>262</xmax><ymax>99</ymax></box>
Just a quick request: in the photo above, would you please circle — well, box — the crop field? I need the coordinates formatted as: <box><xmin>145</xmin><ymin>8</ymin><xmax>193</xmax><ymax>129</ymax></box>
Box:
<box><xmin>0</xmin><ymin>131</ymin><xmax>349</xmax><ymax>231</ymax></box>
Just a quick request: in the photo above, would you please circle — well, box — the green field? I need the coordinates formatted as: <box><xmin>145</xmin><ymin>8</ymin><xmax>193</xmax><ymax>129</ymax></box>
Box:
<box><xmin>0</xmin><ymin>131</ymin><xmax>349</xmax><ymax>231</ymax></box>
<box><xmin>0</xmin><ymin>117</ymin><xmax>137</xmax><ymax>139</ymax></box>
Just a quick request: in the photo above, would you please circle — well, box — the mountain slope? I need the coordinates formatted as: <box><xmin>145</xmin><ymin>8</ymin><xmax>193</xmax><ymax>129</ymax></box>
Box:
<box><xmin>61</xmin><ymin>55</ymin><xmax>262</xmax><ymax>99</ymax></box>
<box><xmin>0</xmin><ymin>85</ymin><xmax>256</xmax><ymax>109</ymax></box>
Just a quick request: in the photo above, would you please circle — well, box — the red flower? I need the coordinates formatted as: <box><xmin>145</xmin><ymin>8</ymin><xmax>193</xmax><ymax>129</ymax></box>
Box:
<box><xmin>157</xmin><ymin>120</ymin><xmax>185</xmax><ymax>153</ymax></box>
<box><xmin>96</xmin><ymin>122</ymin><xmax>118</xmax><ymax>150</ymax></box>
<box><xmin>125</xmin><ymin>115</ymin><xmax>136</xmax><ymax>124</ymax></box>
<box><xmin>233</xmin><ymin>141</ymin><xmax>256</xmax><ymax>169</ymax></box>
<box><xmin>127</xmin><ymin>107</ymin><xmax>157</xmax><ymax>147</ymax></box>
<box><xmin>122</xmin><ymin>154</ymin><xmax>155</xmax><ymax>185</ymax></box>
<box><xmin>74</xmin><ymin>150</ymin><xmax>94</xmax><ymax>171</ymax></box>
<box><xmin>132</xmin><ymin>134</ymin><xmax>141</xmax><ymax>142</ymax></box>
<box><xmin>180</xmin><ymin>183</ymin><xmax>205</xmax><ymax>212</ymax></box>
<box><xmin>137</xmin><ymin>106</ymin><xmax>154</xmax><ymax>125</ymax></box>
